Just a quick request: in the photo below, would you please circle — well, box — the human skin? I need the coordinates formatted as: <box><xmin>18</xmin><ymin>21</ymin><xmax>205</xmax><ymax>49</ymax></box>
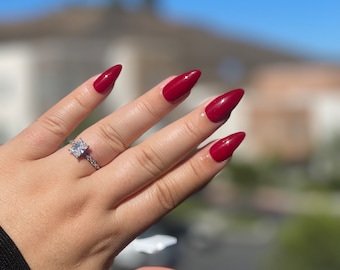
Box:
<box><xmin>0</xmin><ymin>65</ymin><xmax>244</xmax><ymax>269</ymax></box>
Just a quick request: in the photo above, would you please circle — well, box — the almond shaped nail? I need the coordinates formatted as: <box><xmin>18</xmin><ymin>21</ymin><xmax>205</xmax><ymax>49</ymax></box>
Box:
<box><xmin>162</xmin><ymin>70</ymin><xmax>201</xmax><ymax>102</ymax></box>
<box><xmin>210</xmin><ymin>132</ymin><xmax>246</xmax><ymax>162</ymax></box>
<box><xmin>205</xmin><ymin>89</ymin><xmax>244</xmax><ymax>123</ymax></box>
<box><xmin>93</xmin><ymin>64</ymin><xmax>122</xmax><ymax>93</ymax></box>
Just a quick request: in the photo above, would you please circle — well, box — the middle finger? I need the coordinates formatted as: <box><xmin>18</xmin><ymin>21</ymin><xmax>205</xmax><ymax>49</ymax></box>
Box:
<box><xmin>96</xmin><ymin>88</ymin><xmax>244</xmax><ymax>205</ymax></box>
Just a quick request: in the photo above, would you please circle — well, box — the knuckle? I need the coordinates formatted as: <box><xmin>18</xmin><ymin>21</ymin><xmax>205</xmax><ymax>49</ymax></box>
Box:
<box><xmin>37</xmin><ymin>112</ymin><xmax>70</xmax><ymax>140</ymax></box>
<box><xmin>154</xmin><ymin>179</ymin><xmax>178</xmax><ymax>212</ymax></box>
<box><xmin>71</xmin><ymin>90</ymin><xmax>89</xmax><ymax>113</ymax></box>
<box><xmin>182</xmin><ymin>119</ymin><xmax>201</xmax><ymax>141</ymax></box>
<box><xmin>95</xmin><ymin>123</ymin><xmax>127</xmax><ymax>154</ymax></box>
<box><xmin>187</xmin><ymin>158</ymin><xmax>208</xmax><ymax>190</ymax></box>
<box><xmin>34</xmin><ymin>91</ymin><xmax>90</xmax><ymax>141</ymax></box>
<box><xmin>135</xmin><ymin>147</ymin><xmax>166</xmax><ymax>179</ymax></box>
<box><xmin>135</xmin><ymin>98</ymin><xmax>160</xmax><ymax>121</ymax></box>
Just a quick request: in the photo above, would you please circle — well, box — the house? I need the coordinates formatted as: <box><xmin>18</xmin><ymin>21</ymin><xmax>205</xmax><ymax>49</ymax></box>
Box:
<box><xmin>0</xmin><ymin>7</ymin><xmax>339</xmax><ymax>163</ymax></box>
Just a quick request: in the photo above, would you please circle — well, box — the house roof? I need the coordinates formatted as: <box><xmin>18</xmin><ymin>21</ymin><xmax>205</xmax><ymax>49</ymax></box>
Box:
<box><xmin>0</xmin><ymin>7</ymin><xmax>302</xmax><ymax>86</ymax></box>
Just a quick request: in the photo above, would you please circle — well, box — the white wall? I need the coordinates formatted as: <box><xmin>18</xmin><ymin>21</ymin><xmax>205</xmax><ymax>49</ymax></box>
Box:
<box><xmin>310</xmin><ymin>90</ymin><xmax>340</xmax><ymax>144</ymax></box>
<box><xmin>0</xmin><ymin>42</ymin><xmax>35</xmax><ymax>142</ymax></box>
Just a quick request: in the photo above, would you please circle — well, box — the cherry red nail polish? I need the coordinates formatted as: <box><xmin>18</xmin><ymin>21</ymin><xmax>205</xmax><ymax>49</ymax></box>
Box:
<box><xmin>205</xmin><ymin>89</ymin><xmax>244</xmax><ymax>123</ymax></box>
<box><xmin>162</xmin><ymin>70</ymin><xmax>201</xmax><ymax>102</ymax></box>
<box><xmin>210</xmin><ymin>132</ymin><xmax>246</xmax><ymax>162</ymax></box>
<box><xmin>93</xmin><ymin>64</ymin><xmax>122</xmax><ymax>93</ymax></box>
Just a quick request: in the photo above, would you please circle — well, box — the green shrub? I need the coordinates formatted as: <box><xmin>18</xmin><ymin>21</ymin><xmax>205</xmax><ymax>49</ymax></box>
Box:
<box><xmin>271</xmin><ymin>214</ymin><xmax>340</xmax><ymax>270</ymax></box>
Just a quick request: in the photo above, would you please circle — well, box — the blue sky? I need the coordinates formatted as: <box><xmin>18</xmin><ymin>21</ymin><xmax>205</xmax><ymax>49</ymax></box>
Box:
<box><xmin>0</xmin><ymin>0</ymin><xmax>339</xmax><ymax>63</ymax></box>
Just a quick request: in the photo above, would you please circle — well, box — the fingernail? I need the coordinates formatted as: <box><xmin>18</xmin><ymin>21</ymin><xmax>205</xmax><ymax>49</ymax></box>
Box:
<box><xmin>93</xmin><ymin>64</ymin><xmax>122</xmax><ymax>93</ymax></box>
<box><xmin>210</xmin><ymin>132</ymin><xmax>245</xmax><ymax>162</ymax></box>
<box><xmin>162</xmin><ymin>70</ymin><xmax>201</xmax><ymax>102</ymax></box>
<box><xmin>205</xmin><ymin>89</ymin><xmax>244</xmax><ymax>123</ymax></box>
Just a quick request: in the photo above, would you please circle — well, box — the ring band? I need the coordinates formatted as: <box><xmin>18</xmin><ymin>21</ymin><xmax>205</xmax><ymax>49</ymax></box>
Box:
<box><xmin>68</xmin><ymin>138</ymin><xmax>101</xmax><ymax>170</ymax></box>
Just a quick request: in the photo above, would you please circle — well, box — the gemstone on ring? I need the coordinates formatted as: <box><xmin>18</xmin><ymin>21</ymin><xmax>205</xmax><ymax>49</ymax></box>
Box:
<box><xmin>69</xmin><ymin>138</ymin><xmax>89</xmax><ymax>158</ymax></box>
<box><xmin>69</xmin><ymin>138</ymin><xmax>100</xmax><ymax>170</ymax></box>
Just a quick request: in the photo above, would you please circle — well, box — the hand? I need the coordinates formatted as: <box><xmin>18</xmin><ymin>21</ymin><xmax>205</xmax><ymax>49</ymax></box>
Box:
<box><xmin>0</xmin><ymin>65</ymin><xmax>244</xmax><ymax>269</ymax></box>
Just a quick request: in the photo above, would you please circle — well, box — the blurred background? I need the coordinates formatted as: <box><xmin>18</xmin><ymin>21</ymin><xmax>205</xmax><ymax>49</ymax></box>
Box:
<box><xmin>1</xmin><ymin>0</ymin><xmax>340</xmax><ymax>269</ymax></box>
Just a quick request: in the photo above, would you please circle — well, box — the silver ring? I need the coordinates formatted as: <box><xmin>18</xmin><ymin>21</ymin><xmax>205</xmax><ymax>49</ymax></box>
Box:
<box><xmin>68</xmin><ymin>138</ymin><xmax>100</xmax><ymax>170</ymax></box>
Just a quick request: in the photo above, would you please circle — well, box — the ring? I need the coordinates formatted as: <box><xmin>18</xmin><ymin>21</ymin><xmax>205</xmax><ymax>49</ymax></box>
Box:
<box><xmin>68</xmin><ymin>138</ymin><xmax>101</xmax><ymax>170</ymax></box>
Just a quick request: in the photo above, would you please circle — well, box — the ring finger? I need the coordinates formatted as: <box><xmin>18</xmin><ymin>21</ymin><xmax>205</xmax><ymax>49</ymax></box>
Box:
<box><xmin>59</xmin><ymin>69</ymin><xmax>202</xmax><ymax>175</ymax></box>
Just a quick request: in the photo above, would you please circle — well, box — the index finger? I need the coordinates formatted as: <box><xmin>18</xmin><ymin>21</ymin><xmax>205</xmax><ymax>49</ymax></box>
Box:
<box><xmin>7</xmin><ymin>65</ymin><xmax>122</xmax><ymax>160</ymax></box>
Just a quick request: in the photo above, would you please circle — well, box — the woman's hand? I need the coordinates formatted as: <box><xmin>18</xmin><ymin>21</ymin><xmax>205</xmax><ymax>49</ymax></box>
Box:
<box><xmin>0</xmin><ymin>65</ymin><xmax>244</xmax><ymax>269</ymax></box>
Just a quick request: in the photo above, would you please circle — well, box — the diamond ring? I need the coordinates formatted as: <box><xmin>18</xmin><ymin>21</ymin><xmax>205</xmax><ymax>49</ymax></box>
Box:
<box><xmin>68</xmin><ymin>138</ymin><xmax>100</xmax><ymax>170</ymax></box>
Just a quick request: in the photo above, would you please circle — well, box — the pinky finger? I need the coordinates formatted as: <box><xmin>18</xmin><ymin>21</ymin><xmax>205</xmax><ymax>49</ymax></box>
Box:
<box><xmin>116</xmin><ymin>132</ymin><xmax>245</xmax><ymax>234</ymax></box>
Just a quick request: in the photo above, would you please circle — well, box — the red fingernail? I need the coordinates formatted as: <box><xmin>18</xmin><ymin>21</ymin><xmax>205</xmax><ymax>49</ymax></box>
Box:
<box><xmin>162</xmin><ymin>70</ymin><xmax>201</xmax><ymax>102</ymax></box>
<box><xmin>205</xmin><ymin>89</ymin><xmax>244</xmax><ymax>123</ymax></box>
<box><xmin>93</xmin><ymin>64</ymin><xmax>122</xmax><ymax>93</ymax></box>
<box><xmin>210</xmin><ymin>132</ymin><xmax>245</xmax><ymax>162</ymax></box>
